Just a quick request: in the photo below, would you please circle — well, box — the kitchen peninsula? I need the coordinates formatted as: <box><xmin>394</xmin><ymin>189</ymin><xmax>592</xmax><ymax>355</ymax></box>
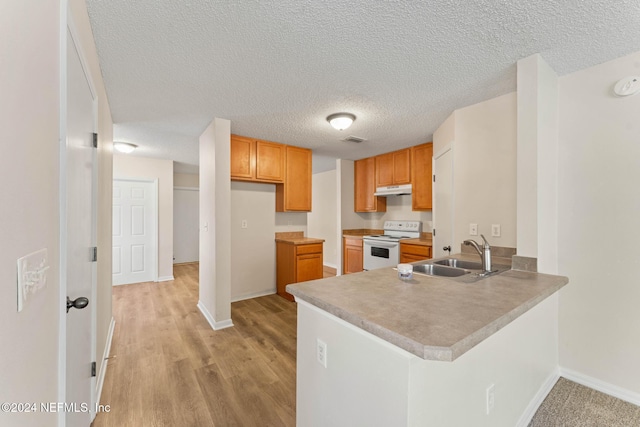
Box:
<box><xmin>287</xmin><ymin>254</ymin><xmax>569</xmax><ymax>426</ymax></box>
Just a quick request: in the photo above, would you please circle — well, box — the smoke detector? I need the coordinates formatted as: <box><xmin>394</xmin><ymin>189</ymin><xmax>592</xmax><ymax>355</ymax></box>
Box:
<box><xmin>614</xmin><ymin>76</ymin><xmax>640</xmax><ymax>97</ymax></box>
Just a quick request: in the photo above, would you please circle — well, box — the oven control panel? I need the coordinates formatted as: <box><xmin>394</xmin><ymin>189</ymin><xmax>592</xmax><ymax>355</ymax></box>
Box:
<box><xmin>382</xmin><ymin>220</ymin><xmax>422</xmax><ymax>234</ymax></box>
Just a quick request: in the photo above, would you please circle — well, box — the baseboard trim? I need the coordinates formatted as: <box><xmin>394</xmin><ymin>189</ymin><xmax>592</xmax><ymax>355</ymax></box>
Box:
<box><xmin>95</xmin><ymin>317</ymin><xmax>115</xmax><ymax>411</ymax></box>
<box><xmin>560</xmin><ymin>367</ymin><xmax>640</xmax><ymax>406</ymax></box>
<box><xmin>156</xmin><ymin>275</ymin><xmax>175</xmax><ymax>282</ymax></box>
<box><xmin>516</xmin><ymin>368</ymin><xmax>560</xmax><ymax>427</ymax></box>
<box><xmin>231</xmin><ymin>289</ymin><xmax>276</xmax><ymax>303</ymax></box>
<box><xmin>197</xmin><ymin>301</ymin><xmax>234</xmax><ymax>330</ymax></box>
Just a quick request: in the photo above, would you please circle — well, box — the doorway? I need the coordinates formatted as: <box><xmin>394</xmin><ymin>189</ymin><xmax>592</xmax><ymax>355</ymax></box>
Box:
<box><xmin>433</xmin><ymin>146</ymin><xmax>454</xmax><ymax>258</ymax></box>
<box><xmin>112</xmin><ymin>179</ymin><xmax>158</xmax><ymax>285</ymax></box>
<box><xmin>61</xmin><ymin>21</ymin><xmax>98</xmax><ymax>427</ymax></box>
<box><xmin>173</xmin><ymin>187</ymin><xmax>199</xmax><ymax>264</ymax></box>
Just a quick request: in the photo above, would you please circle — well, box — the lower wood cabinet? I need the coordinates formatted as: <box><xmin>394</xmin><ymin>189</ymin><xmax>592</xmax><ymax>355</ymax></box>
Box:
<box><xmin>276</xmin><ymin>241</ymin><xmax>323</xmax><ymax>301</ymax></box>
<box><xmin>399</xmin><ymin>242</ymin><xmax>432</xmax><ymax>263</ymax></box>
<box><xmin>343</xmin><ymin>237</ymin><xmax>364</xmax><ymax>274</ymax></box>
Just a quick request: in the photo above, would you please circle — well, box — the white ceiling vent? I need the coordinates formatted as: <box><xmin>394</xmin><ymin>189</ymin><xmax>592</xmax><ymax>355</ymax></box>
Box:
<box><xmin>341</xmin><ymin>135</ymin><xmax>366</xmax><ymax>143</ymax></box>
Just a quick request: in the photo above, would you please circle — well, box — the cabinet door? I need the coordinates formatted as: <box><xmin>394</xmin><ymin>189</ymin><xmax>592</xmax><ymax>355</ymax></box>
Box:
<box><xmin>297</xmin><ymin>253</ymin><xmax>323</xmax><ymax>283</ymax></box>
<box><xmin>411</xmin><ymin>143</ymin><xmax>433</xmax><ymax>210</ymax></box>
<box><xmin>256</xmin><ymin>140</ymin><xmax>285</xmax><ymax>182</ymax></box>
<box><xmin>399</xmin><ymin>243</ymin><xmax>431</xmax><ymax>263</ymax></box>
<box><xmin>375</xmin><ymin>153</ymin><xmax>394</xmax><ymax>187</ymax></box>
<box><xmin>393</xmin><ymin>149</ymin><xmax>411</xmax><ymax>185</ymax></box>
<box><xmin>277</xmin><ymin>146</ymin><xmax>312</xmax><ymax>212</ymax></box>
<box><xmin>355</xmin><ymin>157</ymin><xmax>386</xmax><ymax>213</ymax></box>
<box><xmin>343</xmin><ymin>240</ymin><xmax>363</xmax><ymax>274</ymax></box>
<box><xmin>230</xmin><ymin>135</ymin><xmax>255</xmax><ymax>180</ymax></box>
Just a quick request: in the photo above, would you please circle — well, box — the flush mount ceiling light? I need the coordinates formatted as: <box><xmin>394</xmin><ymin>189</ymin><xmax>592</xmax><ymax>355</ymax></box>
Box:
<box><xmin>113</xmin><ymin>142</ymin><xmax>138</xmax><ymax>153</ymax></box>
<box><xmin>327</xmin><ymin>113</ymin><xmax>356</xmax><ymax>131</ymax></box>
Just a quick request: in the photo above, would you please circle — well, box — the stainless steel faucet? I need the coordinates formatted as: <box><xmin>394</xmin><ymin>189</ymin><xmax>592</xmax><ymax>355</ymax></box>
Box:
<box><xmin>463</xmin><ymin>234</ymin><xmax>492</xmax><ymax>274</ymax></box>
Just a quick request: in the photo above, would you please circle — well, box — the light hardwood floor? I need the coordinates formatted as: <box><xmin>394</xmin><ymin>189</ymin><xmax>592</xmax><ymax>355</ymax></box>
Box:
<box><xmin>92</xmin><ymin>263</ymin><xmax>297</xmax><ymax>427</ymax></box>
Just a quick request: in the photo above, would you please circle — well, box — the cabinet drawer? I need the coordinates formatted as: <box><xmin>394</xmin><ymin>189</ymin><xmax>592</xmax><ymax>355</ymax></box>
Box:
<box><xmin>400</xmin><ymin>243</ymin><xmax>431</xmax><ymax>260</ymax></box>
<box><xmin>296</xmin><ymin>243</ymin><xmax>323</xmax><ymax>255</ymax></box>
<box><xmin>344</xmin><ymin>237</ymin><xmax>363</xmax><ymax>248</ymax></box>
<box><xmin>400</xmin><ymin>253</ymin><xmax>430</xmax><ymax>263</ymax></box>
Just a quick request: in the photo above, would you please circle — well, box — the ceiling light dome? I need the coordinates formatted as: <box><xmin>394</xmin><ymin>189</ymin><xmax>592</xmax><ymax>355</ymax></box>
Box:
<box><xmin>327</xmin><ymin>113</ymin><xmax>356</xmax><ymax>131</ymax></box>
<box><xmin>114</xmin><ymin>142</ymin><xmax>138</xmax><ymax>153</ymax></box>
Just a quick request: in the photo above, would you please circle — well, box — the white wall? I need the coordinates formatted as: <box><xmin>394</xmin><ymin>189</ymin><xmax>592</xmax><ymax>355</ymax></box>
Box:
<box><xmin>199</xmin><ymin>118</ymin><xmax>232</xmax><ymax>329</ymax></box>
<box><xmin>297</xmin><ymin>294</ymin><xmax>558</xmax><ymax>426</ymax></box>
<box><xmin>433</xmin><ymin>93</ymin><xmax>518</xmax><ymax>252</ymax></box>
<box><xmin>0</xmin><ymin>1</ymin><xmax>113</xmax><ymax>425</ymax></box>
<box><xmin>454</xmin><ymin>92</ymin><xmax>517</xmax><ymax>250</ymax></box>
<box><xmin>174</xmin><ymin>172</ymin><xmax>199</xmax><ymax>188</ymax></box>
<box><xmin>231</xmin><ymin>182</ymin><xmax>278</xmax><ymax>300</ymax></box>
<box><xmin>113</xmin><ymin>154</ymin><xmax>174</xmax><ymax>280</ymax></box>
<box><xmin>517</xmin><ymin>54</ymin><xmax>560</xmax><ymax>272</ymax></box>
<box><xmin>557</xmin><ymin>50</ymin><xmax>640</xmax><ymax>399</ymax></box>
<box><xmin>229</xmin><ymin>181</ymin><xmax>308</xmax><ymax>301</ymax></box>
<box><xmin>173</xmin><ymin>188</ymin><xmax>199</xmax><ymax>263</ymax></box>
<box><xmin>363</xmin><ymin>196</ymin><xmax>433</xmax><ymax>232</ymax></box>
<box><xmin>0</xmin><ymin>4</ymin><xmax>60</xmax><ymax>425</ymax></box>
<box><xmin>308</xmin><ymin>170</ymin><xmax>338</xmax><ymax>268</ymax></box>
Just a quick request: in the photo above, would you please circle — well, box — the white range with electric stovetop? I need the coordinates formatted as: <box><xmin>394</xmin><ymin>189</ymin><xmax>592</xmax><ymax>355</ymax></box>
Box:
<box><xmin>362</xmin><ymin>220</ymin><xmax>422</xmax><ymax>271</ymax></box>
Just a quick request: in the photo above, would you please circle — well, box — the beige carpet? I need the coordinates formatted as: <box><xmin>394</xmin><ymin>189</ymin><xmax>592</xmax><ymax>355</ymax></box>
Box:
<box><xmin>529</xmin><ymin>377</ymin><xmax>640</xmax><ymax>426</ymax></box>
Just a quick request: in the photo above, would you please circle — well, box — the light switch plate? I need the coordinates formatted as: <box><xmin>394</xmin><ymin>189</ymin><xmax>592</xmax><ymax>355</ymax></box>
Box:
<box><xmin>17</xmin><ymin>248</ymin><xmax>49</xmax><ymax>312</ymax></box>
<box><xmin>469</xmin><ymin>223</ymin><xmax>478</xmax><ymax>236</ymax></box>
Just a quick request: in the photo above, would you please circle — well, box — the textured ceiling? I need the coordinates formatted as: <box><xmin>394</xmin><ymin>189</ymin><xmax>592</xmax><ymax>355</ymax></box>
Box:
<box><xmin>86</xmin><ymin>0</ymin><xmax>640</xmax><ymax>173</ymax></box>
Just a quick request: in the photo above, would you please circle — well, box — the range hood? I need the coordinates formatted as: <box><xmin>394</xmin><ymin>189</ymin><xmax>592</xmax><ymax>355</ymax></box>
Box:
<box><xmin>374</xmin><ymin>184</ymin><xmax>412</xmax><ymax>196</ymax></box>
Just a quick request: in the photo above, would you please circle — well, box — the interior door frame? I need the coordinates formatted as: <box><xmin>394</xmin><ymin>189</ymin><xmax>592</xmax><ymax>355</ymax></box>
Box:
<box><xmin>173</xmin><ymin>186</ymin><xmax>199</xmax><ymax>264</ymax></box>
<box><xmin>58</xmin><ymin>3</ymin><xmax>99</xmax><ymax>425</ymax></box>
<box><xmin>433</xmin><ymin>143</ymin><xmax>455</xmax><ymax>259</ymax></box>
<box><xmin>113</xmin><ymin>178</ymin><xmax>160</xmax><ymax>283</ymax></box>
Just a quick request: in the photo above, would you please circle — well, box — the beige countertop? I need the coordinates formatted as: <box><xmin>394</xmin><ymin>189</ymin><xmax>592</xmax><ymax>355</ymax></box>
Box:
<box><xmin>287</xmin><ymin>253</ymin><xmax>568</xmax><ymax>361</ymax></box>
<box><xmin>400</xmin><ymin>237</ymin><xmax>433</xmax><ymax>247</ymax></box>
<box><xmin>342</xmin><ymin>229</ymin><xmax>384</xmax><ymax>238</ymax></box>
<box><xmin>275</xmin><ymin>231</ymin><xmax>324</xmax><ymax>245</ymax></box>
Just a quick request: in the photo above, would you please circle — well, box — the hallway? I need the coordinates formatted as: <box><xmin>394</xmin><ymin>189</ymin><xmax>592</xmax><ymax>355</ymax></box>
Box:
<box><xmin>93</xmin><ymin>264</ymin><xmax>297</xmax><ymax>426</ymax></box>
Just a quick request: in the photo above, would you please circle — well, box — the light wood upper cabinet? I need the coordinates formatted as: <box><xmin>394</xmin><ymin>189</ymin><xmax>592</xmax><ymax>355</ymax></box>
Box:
<box><xmin>230</xmin><ymin>135</ymin><xmax>255</xmax><ymax>180</ymax></box>
<box><xmin>276</xmin><ymin>145</ymin><xmax>312</xmax><ymax>212</ymax></box>
<box><xmin>230</xmin><ymin>135</ymin><xmax>285</xmax><ymax>183</ymax></box>
<box><xmin>355</xmin><ymin>157</ymin><xmax>386</xmax><ymax>212</ymax></box>
<box><xmin>256</xmin><ymin>140</ymin><xmax>285</xmax><ymax>182</ymax></box>
<box><xmin>411</xmin><ymin>142</ymin><xmax>433</xmax><ymax>211</ymax></box>
<box><xmin>376</xmin><ymin>148</ymin><xmax>411</xmax><ymax>187</ymax></box>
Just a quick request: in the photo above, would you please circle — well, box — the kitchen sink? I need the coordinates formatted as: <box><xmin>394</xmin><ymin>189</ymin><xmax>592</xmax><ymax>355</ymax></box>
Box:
<box><xmin>412</xmin><ymin>263</ymin><xmax>469</xmax><ymax>277</ymax></box>
<box><xmin>433</xmin><ymin>258</ymin><xmax>483</xmax><ymax>270</ymax></box>
<box><xmin>410</xmin><ymin>258</ymin><xmax>511</xmax><ymax>282</ymax></box>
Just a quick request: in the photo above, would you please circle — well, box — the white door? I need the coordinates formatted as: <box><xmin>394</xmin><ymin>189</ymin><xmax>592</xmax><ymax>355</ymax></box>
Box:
<box><xmin>112</xmin><ymin>180</ymin><xmax>157</xmax><ymax>285</ymax></box>
<box><xmin>173</xmin><ymin>188</ymin><xmax>199</xmax><ymax>263</ymax></box>
<box><xmin>64</xmin><ymin>27</ymin><xmax>97</xmax><ymax>427</ymax></box>
<box><xmin>433</xmin><ymin>147</ymin><xmax>454</xmax><ymax>258</ymax></box>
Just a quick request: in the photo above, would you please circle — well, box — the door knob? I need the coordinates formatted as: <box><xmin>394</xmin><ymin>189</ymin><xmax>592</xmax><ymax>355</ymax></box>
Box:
<box><xmin>443</xmin><ymin>246</ymin><xmax>452</xmax><ymax>253</ymax></box>
<box><xmin>67</xmin><ymin>296</ymin><xmax>89</xmax><ymax>313</ymax></box>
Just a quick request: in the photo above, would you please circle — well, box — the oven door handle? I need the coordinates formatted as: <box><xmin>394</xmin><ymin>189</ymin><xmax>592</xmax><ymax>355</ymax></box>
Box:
<box><xmin>364</xmin><ymin>241</ymin><xmax>397</xmax><ymax>248</ymax></box>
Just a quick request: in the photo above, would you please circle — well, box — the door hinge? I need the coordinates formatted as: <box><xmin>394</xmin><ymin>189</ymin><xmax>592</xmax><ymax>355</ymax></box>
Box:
<box><xmin>91</xmin><ymin>361</ymin><xmax>96</xmax><ymax>377</ymax></box>
<box><xmin>433</xmin><ymin>229</ymin><xmax>436</xmax><ymax>236</ymax></box>
<box><xmin>92</xmin><ymin>133</ymin><xmax>98</xmax><ymax>148</ymax></box>
<box><xmin>433</xmin><ymin>175</ymin><xmax>436</xmax><ymax>182</ymax></box>
<box><xmin>91</xmin><ymin>247</ymin><xmax>97</xmax><ymax>262</ymax></box>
